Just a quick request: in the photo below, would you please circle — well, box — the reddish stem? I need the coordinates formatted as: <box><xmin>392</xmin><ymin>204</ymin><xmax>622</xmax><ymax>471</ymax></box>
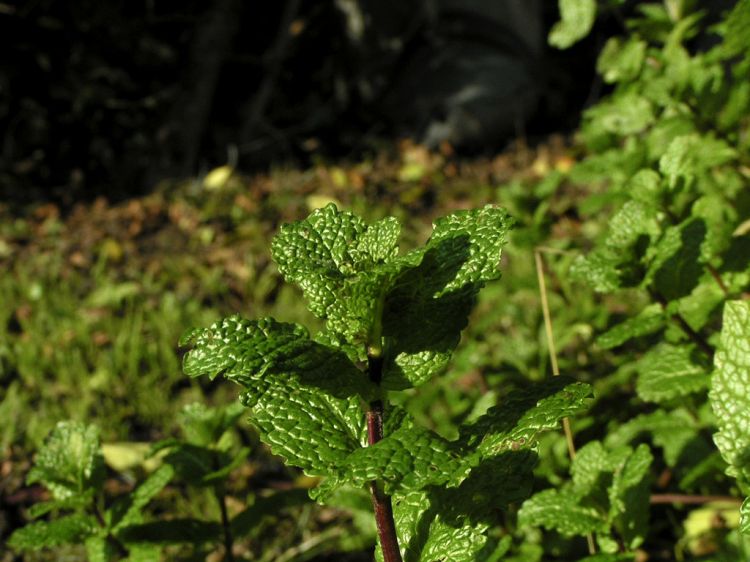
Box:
<box><xmin>366</xmin><ymin>351</ymin><xmax>403</xmax><ymax>562</ymax></box>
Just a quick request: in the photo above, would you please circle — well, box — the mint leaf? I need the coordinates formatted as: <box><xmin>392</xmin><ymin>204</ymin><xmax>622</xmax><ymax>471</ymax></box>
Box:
<box><xmin>85</xmin><ymin>536</ymin><xmax>119</xmax><ymax>562</ymax></box>
<box><xmin>182</xmin><ymin>315</ymin><xmax>374</xmax><ymax>400</ymax></box>
<box><xmin>323</xmin><ymin>379</ymin><xmax>590</xmax><ymax>498</ymax></box>
<box><xmin>608</xmin><ymin>444</ymin><xmax>652</xmax><ymax>549</ymax></box>
<box><xmin>179</xmin><ymin>402</ymin><xmax>245</xmax><ymax>447</ymax></box>
<box><xmin>648</xmin><ymin>219</ymin><xmax>706</xmax><ymax>302</ymax></box>
<box><xmin>240</xmin><ymin>376</ymin><xmax>366</xmax><ymax>477</ymax></box>
<box><xmin>463</xmin><ymin>379</ymin><xmax>593</xmax><ymax>457</ymax></box>
<box><xmin>8</xmin><ymin>514</ymin><xmax>99</xmax><ymax>550</ymax></box>
<box><xmin>112</xmin><ymin>464</ymin><xmax>175</xmax><ymax>531</ymax></box>
<box><xmin>606</xmin><ymin>409</ymin><xmax>703</xmax><ymax>467</ymax></box>
<box><xmin>636</xmin><ymin>343</ymin><xmax>709</xmax><ymax>403</ymax></box>
<box><xmin>270</xmin><ymin>205</ymin><xmax>410</xmax><ymax>346</ymax></box>
<box><xmin>382</xmin><ymin>490</ymin><xmax>488</xmax><ymax>562</ymax></box>
<box><xmin>710</xmin><ymin>301</ymin><xmax>750</xmax><ymax>487</ymax></box>
<box><xmin>585</xmin><ymin>93</ymin><xmax>655</xmax><ymax>135</ymax></box>
<box><xmin>381</xmin><ymin>206</ymin><xmax>513</xmax><ymax>388</ymax></box>
<box><xmin>605</xmin><ymin>200</ymin><xmax>660</xmax><ymax>250</ymax></box>
<box><xmin>596</xmin><ymin>304</ymin><xmax>666</xmax><ymax>349</ymax></box>
<box><xmin>570</xmin><ymin>252</ymin><xmax>623</xmax><ymax>293</ymax></box>
<box><xmin>518</xmin><ymin>488</ymin><xmax>608</xmax><ymax>536</ymax></box>
<box><xmin>26</xmin><ymin>421</ymin><xmax>105</xmax><ymax>501</ymax></box>
<box><xmin>659</xmin><ymin>134</ymin><xmax>736</xmax><ymax>189</ymax></box>
<box><xmin>598</xmin><ymin>37</ymin><xmax>646</xmax><ymax>83</ymax></box>
<box><xmin>548</xmin><ymin>0</ymin><xmax>597</xmax><ymax>49</ymax></box>
<box><xmin>741</xmin><ymin>498</ymin><xmax>750</xmax><ymax>535</ymax></box>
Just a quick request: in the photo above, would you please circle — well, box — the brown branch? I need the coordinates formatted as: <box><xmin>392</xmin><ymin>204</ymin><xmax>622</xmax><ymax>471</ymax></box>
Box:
<box><xmin>650</xmin><ymin>494</ymin><xmax>742</xmax><ymax>505</ymax></box>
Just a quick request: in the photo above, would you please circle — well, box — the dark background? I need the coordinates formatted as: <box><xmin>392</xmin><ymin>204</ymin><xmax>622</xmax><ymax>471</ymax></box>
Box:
<box><xmin>0</xmin><ymin>0</ymin><xmax>633</xmax><ymax>206</ymax></box>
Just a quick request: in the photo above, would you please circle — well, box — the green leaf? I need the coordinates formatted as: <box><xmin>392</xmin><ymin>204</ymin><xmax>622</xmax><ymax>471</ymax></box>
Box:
<box><xmin>319</xmin><ymin>379</ymin><xmax>589</xmax><ymax>499</ymax></box>
<box><xmin>240</xmin><ymin>376</ymin><xmax>366</xmax><ymax>477</ymax></box>
<box><xmin>85</xmin><ymin>536</ymin><xmax>118</xmax><ymax>562</ymax></box>
<box><xmin>380</xmin><ymin>490</ymin><xmax>488</xmax><ymax>562</ymax></box>
<box><xmin>463</xmin><ymin>379</ymin><xmax>593</xmax><ymax>457</ymax></box>
<box><xmin>585</xmin><ymin>93</ymin><xmax>655</xmax><ymax>135</ymax></box>
<box><xmin>549</xmin><ymin>0</ymin><xmax>597</xmax><ymax>49</ymax></box>
<box><xmin>27</xmin><ymin>421</ymin><xmax>105</xmax><ymax>500</ymax></box>
<box><xmin>648</xmin><ymin>219</ymin><xmax>706</xmax><ymax>302</ymax></box>
<box><xmin>597</xmin><ymin>37</ymin><xmax>646</xmax><ymax>83</ymax></box>
<box><xmin>605</xmin><ymin>200</ymin><xmax>660</xmax><ymax>251</ymax></box>
<box><xmin>179</xmin><ymin>401</ymin><xmax>245</xmax><ymax>447</ymax></box>
<box><xmin>182</xmin><ymin>315</ymin><xmax>375</xmax><ymax>400</ymax></box>
<box><xmin>270</xmin><ymin>205</ymin><xmax>410</xmax><ymax>345</ymax></box>
<box><xmin>741</xmin><ymin>497</ymin><xmax>750</xmax><ymax>535</ymax></box>
<box><xmin>381</xmin><ymin>206</ymin><xmax>513</xmax><ymax>388</ymax></box>
<box><xmin>8</xmin><ymin>513</ymin><xmax>99</xmax><ymax>550</ymax></box>
<box><xmin>570</xmin><ymin>252</ymin><xmax>622</xmax><ymax>293</ymax></box>
<box><xmin>710</xmin><ymin>301</ymin><xmax>750</xmax><ymax>486</ymax></box>
<box><xmin>518</xmin><ymin>488</ymin><xmax>608</xmax><ymax>536</ymax></box>
<box><xmin>659</xmin><ymin>134</ymin><xmax>736</xmax><ymax>190</ymax></box>
<box><xmin>111</xmin><ymin>464</ymin><xmax>175</xmax><ymax>531</ymax></box>
<box><xmin>608</xmin><ymin>444</ymin><xmax>652</xmax><ymax>549</ymax></box>
<box><xmin>636</xmin><ymin>343</ymin><xmax>709</xmax><ymax>403</ymax></box>
<box><xmin>605</xmin><ymin>409</ymin><xmax>703</xmax><ymax>467</ymax></box>
<box><xmin>596</xmin><ymin>304</ymin><xmax>666</xmax><ymax>349</ymax></box>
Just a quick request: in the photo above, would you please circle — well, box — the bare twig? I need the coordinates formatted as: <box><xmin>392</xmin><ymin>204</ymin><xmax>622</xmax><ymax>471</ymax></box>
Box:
<box><xmin>650</xmin><ymin>494</ymin><xmax>742</xmax><ymax>506</ymax></box>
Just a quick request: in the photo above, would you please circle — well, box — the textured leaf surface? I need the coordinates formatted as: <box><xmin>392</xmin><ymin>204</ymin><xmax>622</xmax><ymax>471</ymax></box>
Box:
<box><xmin>270</xmin><ymin>205</ymin><xmax>409</xmax><ymax>345</ymax></box>
<box><xmin>8</xmin><ymin>514</ymin><xmax>98</xmax><ymax>550</ymax></box>
<box><xmin>27</xmin><ymin>421</ymin><xmax>105</xmax><ymax>500</ymax></box>
<box><xmin>636</xmin><ymin>344</ymin><xmax>708</xmax><ymax>402</ymax></box>
<box><xmin>182</xmin><ymin>316</ymin><xmax>373</xmax><ymax>400</ymax></box>
<box><xmin>710</xmin><ymin>301</ymin><xmax>750</xmax><ymax>486</ymax></box>
<box><xmin>548</xmin><ymin>0</ymin><xmax>596</xmax><ymax>48</ymax></box>
<box><xmin>322</xmin><ymin>379</ymin><xmax>589</xmax><ymax>498</ymax></box>
<box><xmin>518</xmin><ymin>488</ymin><xmax>607</xmax><ymax>535</ymax></box>
<box><xmin>240</xmin><ymin>377</ymin><xmax>366</xmax><ymax>477</ymax></box>
<box><xmin>382</xmin><ymin>452</ymin><xmax>535</xmax><ymax>562</ymax></box>
<box><xmin>381</xmin><ymin>206</ymin><xmax>512</xmax><ymax>388</ymax></box>
<box><xmin>596</xmin><ymin>304</ymin><xmax>665</xmax><ymax>349</ymax></box>
<box><xmin>463</xmin><ymin>379</ymin><xmax>593</xmax><ymax>457</ymax></box>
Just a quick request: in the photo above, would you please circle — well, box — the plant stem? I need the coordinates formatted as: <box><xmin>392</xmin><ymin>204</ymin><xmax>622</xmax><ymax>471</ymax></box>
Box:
<box><xmin>215</xmin><ymin>483</ymin><xmax>234</xmax><ymax>561</ymax></box>
<box><xmin>366</xmin><ymin>350</ymin><xmax>403</xmax><ymax>562</ymax></box>
<box><xmin>650</xmin><ymin>494</ymin><xmax>742</xmax><ymax>505</ymax></box>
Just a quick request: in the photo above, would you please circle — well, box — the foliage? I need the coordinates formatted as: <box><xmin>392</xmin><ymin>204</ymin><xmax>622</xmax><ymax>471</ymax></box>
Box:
<box><xmin>182</xmin><ymin>204</ymin><xmax>592</xmax><ymax>560</ymax></box>
<box><xmin>7</xmin><ymin>407</ymin><xmax>316</xmax><ymax>561</ymax></box>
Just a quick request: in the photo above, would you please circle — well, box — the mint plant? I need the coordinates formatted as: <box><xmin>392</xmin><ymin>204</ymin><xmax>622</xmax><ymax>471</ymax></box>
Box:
<box><xmin>7</xmin><ymin>421</ymin><xmax>172</xmax><ymax>560</ymax></box>
<box><xmin>518</xmin><ymin>1</ymin><xmax>750</xmax><ymax>557</ymax></box>
<box><xmin>7</xmin><ymin>404</ymin><xmax>309</xmax><ymax>561</ymax></box>
<box><xmin>181</xmin><ymin>204</ymin><xmax>592</xmax><ymax>561</ymax></box>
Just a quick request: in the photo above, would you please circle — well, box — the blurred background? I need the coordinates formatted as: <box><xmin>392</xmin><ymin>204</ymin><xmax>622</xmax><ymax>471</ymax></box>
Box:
<box><xmin>0</xmin><ymin>0</ymin><xmax>630</xmax><ymax>204</ymax></box>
